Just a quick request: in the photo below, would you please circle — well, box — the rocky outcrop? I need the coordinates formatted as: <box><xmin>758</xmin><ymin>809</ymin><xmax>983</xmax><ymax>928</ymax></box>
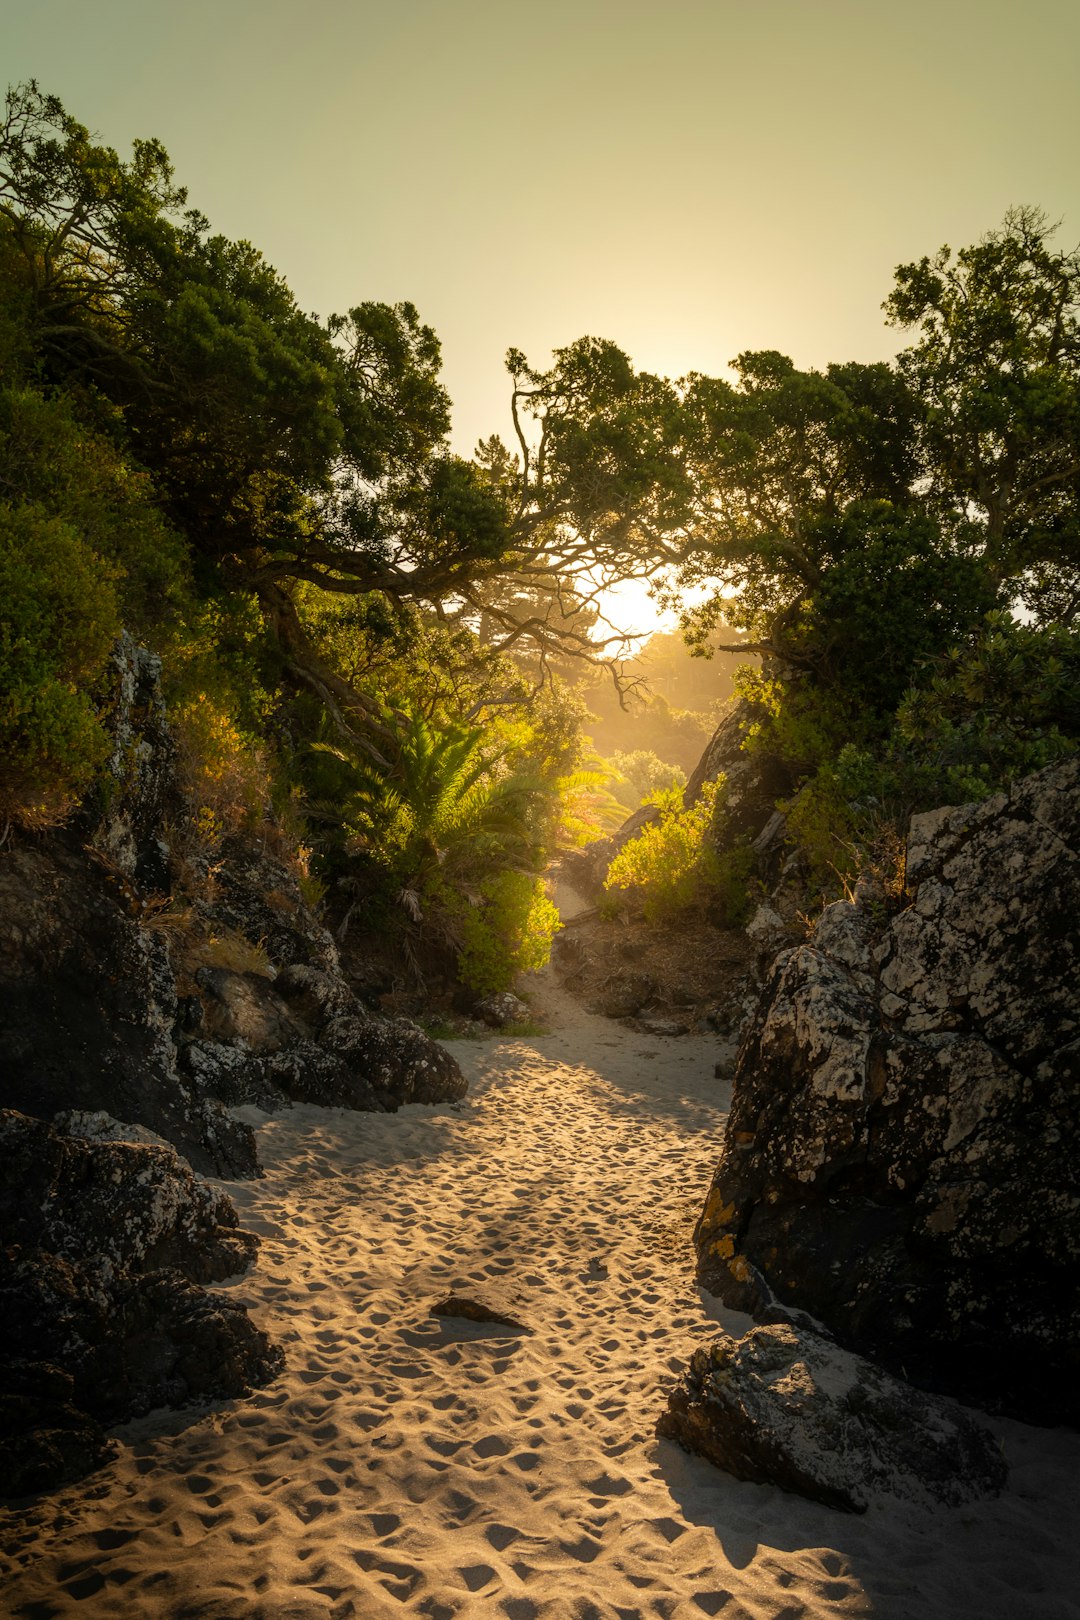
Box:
<box><xmin>695</xmin><ymin>756</ymin><xmax>1080</xmax><ymax>1423</ymax></box>
<box><xmin>182</xmin><ymin>963</ymin><xmax>466</xmax><ymax>1110</ymax></box>
<box><xmin>659</xmin><ymin>1322</ymin><xmax>1007</xmax><ymax>1513</ymax></box>
<box><xmin>682</xmin><ymin>698</ymin><xmax>793</xmax><ymax>844</ymax></box>
<box><xmin>0</xmin><ymin>1110</ymin><xmax>282</xmax><ymax>1497</ymax></box>
<box><xmin>0</xmin><ymin>831</ymin><xmax>260</xmax><ymax>1178</ymax></box>
<box><xmin>0</xmin><ymin>637</ymin><xmax>466</xmax><ymax>1178</ymax></box>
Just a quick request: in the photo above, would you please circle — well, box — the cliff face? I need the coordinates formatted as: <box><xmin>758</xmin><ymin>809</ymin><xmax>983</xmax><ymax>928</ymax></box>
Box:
<box><xmin>694</xmin><ymin>755</ymin><xmax>1080</xmax><ymax>1423</ymax></box>
<box><xmin>0</xmin><ymin>637</ymin><xmax>466</xmax><ymax>1179</ymax></box>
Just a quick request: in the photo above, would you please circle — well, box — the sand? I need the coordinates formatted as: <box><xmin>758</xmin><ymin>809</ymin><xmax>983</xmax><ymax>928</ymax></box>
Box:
<box><xmin>2</xmin><ymin>967</ymin><xmax>1078</xmax><ymax>1619</ymax></box>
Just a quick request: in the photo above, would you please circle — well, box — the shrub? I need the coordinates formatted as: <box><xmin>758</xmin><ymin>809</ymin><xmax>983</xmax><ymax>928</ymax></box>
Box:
<box><xmin>0</xmin><ymin>502</ymin><xmax>119</xmax><ymax>820</ymax></box>
<box><xmin>603</xmin><ymin>779</ymin><xmax>729</xmax><ymax>923</ymax></box>
<box><xmin>458</xmin><ymin>870</ymin><xmax>561</xmax><ymax>994</ymax></box>
<box><xmin>0</xmin><ymin>384</ymin><xmax>189</xmax><ymax>635</ymax></box>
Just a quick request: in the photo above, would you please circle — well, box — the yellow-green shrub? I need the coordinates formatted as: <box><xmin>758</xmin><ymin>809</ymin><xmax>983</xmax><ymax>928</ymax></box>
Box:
<box><xmin>608</xmin><ymin>780</ymin><xmax>725</xmax><ymax>926</ymax></box>
<box><xmin>458</xmin><ymin>870</ymin><xmax>561</xmax><ymax>994</ymax></box>
<box><xmin>0</xmin><ymin>385</ymin><xmax>188</xmax><ymax>634</ymax></box>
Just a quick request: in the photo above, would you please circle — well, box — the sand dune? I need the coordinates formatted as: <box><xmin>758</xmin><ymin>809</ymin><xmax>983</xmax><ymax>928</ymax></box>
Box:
<box><xmin>2</xmin><ymin>970</ymin><xmax>1077</xmax><ymax>1619</ymax></box>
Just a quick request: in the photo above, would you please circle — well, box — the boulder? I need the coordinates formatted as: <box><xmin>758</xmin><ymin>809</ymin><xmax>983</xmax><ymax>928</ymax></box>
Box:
<box><xmin>659</xmin><ymin>1322</ymin><xmax>1007</xmax><ymax>1513</ymax></box>
<box><xmin>695</xmin><ymin>756</ymin><xmax>1080</xmax><ymax>1423</ymax></box>
<box><xmin>0</xmin><ymin>1109</ymin><xmax>256</xmax><ymax>1284</ymax></box>
<box><xmin>191</xmin><ymin>831</ymin><xmax>341</xmax><ymax>976</ymax></box>
<box><xmin>92</xmin><ymin>632</ymin><xmax>180</xmax><ymax>893</ymax></box>
<box><xmin>430</xmin><ymin>1293</ymin><xmax>529</xmax><ymax>1332</ymax></box>
<box><xmin>0</xmin><ymin>1110</ymin><xmax>281</xmax><ymax>1497</ymax></box>
<box><xmin>474</xmin><ymin>991</ymin><xmax>532</xmax><ymax>1028</ymax></box>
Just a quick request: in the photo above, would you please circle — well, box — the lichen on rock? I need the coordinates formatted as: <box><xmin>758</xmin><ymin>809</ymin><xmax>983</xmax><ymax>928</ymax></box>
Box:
<box><xmin>694</xmin><ymin>755</ymin><xmax>1080</xmax><ymax>1423</ymax></box>
<box><xmin>659</xmin><ymin>1321</ymin><xmax>1008</xmax><ymax>1513</ymax></box>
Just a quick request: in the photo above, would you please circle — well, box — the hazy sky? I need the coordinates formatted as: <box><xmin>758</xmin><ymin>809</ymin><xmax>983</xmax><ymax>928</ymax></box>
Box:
<box><xmin>4</xmin><ymin>0</ymin><xmax>1079</xmax><ymax>465</ymax></box>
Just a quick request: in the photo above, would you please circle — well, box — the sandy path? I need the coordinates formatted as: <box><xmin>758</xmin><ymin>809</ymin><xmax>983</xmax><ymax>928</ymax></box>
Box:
<box><xmin>2</xmin><ymin>969</ymin><xmax>1078</xmax><ymax>1619</ymax></box>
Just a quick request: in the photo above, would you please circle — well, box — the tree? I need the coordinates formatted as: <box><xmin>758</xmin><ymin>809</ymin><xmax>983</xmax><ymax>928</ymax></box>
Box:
<box><xmin>887</xmin><ymin>206</ymin><xmax>1080</xmax><ymax>623</ymax></box>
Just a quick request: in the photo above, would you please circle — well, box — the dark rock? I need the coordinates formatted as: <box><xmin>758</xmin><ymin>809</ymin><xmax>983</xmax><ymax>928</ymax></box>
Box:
<box><xmin>0</xmin><ymin>637</ymin><xmax>467</xmax><ymax>1178</ymax></box>
<box><xmin>177</xmin><ymin>966</ymin><xmax>467</xmax><ymax>1113</ymax></box>
<box><xmin>0</xmin><ymin>1363</ymin><xmax>114</xmax><ymax>1499</ymax></box>
<box><xmin>683</xmin><ymin>699</ymin><xmax>795</xmax><ymax>850</ymax></box>
<box><xmin>474</xmin><ymin>992</ymin><xmax>532</xmax><ymax>1028</ymax></box>
<box><xmin>0</xmin><ymin>1109</ymin><xmax>257</xmax><ymax>1284</ymax></box>
<box><xmin>195</xmin><ymin>966</ymin><xmax>305</xmax><ymax>1053</ymax></box>
<box><xmin>639</xmin><ymin>1018</ymin><xmax>689</xmax><ymax>1038</ymax></box>
<box><xmin>659</xmin><ymin>1322</ymin><xmax>1007</xmax><ymax>1513</ymax></box>
<box><xmin>591</xmin><ymin>988</ymin><xmax>642</xmax><ymax>1019</ymax></box>
<box><xmin>0</xmin><ymin>835</ymin><xmax>259</xmax><ymax>1178</ymax></box>
<box><xmin>695</xmin><ymin>756</ymin><xmax>1080</xmax><ymax>1423</ymax></box>
<box><xmin>91</xmin><ymin>633</ymin><xmax>180</xmax><ymax>892</ymax></box>
<box><xmin>0</xmin><ymin>1111</ymin><xmax>280</xmax><ymax>1497</ymax></box>
<box><xmin>589</xmin><ymin>973</ymin><xmax>656</xmax><ymax>1019</ymax></box>
<box><xmin>193</xmin><ymin>832</ymin><xmax>340</xmax><ymax>975</ymax></box>
<box><xmin>333</xmin><ymin>1013</ymin><xmax>468</xmax><ymax>1106</ymax></box>
<box><xmin>431</xmin><ymin>1294</ymin><xmax>529</xmax><ymax>1332</ymax></box>
<box><xmin>274</xmin><ymin>962</ymin><xmax>356</xmax><ymax>1027</ymax></box>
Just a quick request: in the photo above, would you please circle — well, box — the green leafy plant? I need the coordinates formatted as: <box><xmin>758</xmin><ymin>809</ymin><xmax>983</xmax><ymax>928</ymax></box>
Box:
<box><xmin>0</xmin><ymin>502</ymin><xmax>118</xmax><ymax>820</ymax></box>
<box><xmin>457</xmin><ymin>870</ymin><xmax>561</xmax><ymax>995</ymax></box>
<box><xmin>603</xmin><ymin>779</ymin><xmax>732</xmax><ymax>923</ymax></box>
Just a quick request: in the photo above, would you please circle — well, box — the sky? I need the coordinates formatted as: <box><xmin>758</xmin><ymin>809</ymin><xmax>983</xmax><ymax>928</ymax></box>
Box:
<box><xmin>4</xmin><ymin>0</ymin><xmax>1080</xmax><ymax>630</ymax></box>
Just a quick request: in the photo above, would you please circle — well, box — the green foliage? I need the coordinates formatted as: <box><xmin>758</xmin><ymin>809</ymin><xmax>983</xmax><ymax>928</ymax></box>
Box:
<box><xmin>457</xmin><ymin>870</ymin><xmax>561</xmax><ymax>995</ymax></box>
<box><xmin>4</xmin><ymin>79</ymin><xmax>1079</xmax><ymax>974</ymax></box>
<box><xmin>0</xmin><ymin>501</ymin><xmax>118</xmax><ymax>815</ymax></box>
<box><xmin>603</xmin><ymin>780</ymin><xmax>729</xmax><ymax>923</ymax></box>
<box><xmin>887</xmin><ymin>205</ymin><xmax>1080</xmax><ymax>606</ymax></box>
<box><xmin>606</xmin><ymin>749</ymin><xmax>685</xmax><ymax>807</ymax></box>
<box><xmin>555</xmin><ymin>755</ymin><xmax>632</xmax><ymax>846</ymax></box>
<box><xmin>895</xmin><ymin>613</ymin><xmax>1080</xmax><ymax>778</ymax></box>
<box><xmin>316</xmin><ymin>708</ymin><xmax>546</xmax><ymax>889</ymax></box>
<box><xmin>0</xmin><ymin>383</ymin><xmax>188</xmax><ymax>633</ymax></box>
<box><xmin>765</xmin><ymin>613</ymin><xmax>1080</xmax><ymax>903</ymax></box>
<box><xmin>302</xmin><ymin>702</ymin><xmax>562</xmax><ymax>990</ymax></box>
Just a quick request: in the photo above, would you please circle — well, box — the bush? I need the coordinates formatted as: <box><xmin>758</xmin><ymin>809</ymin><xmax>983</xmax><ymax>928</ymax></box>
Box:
<box><xmin>457</xmin><ymin>870</ymin><xmax>561</xmax><ymax>995</ymax></box>
<box><xmin>606</xmin><ymin>748</ymin><xmax>685</xmax><ymax>807</ymax></box>
<box><xmin>0</xmin><ymin>385</ymin><xmax>189</xmax><ymax>635</ymax></box>
<box><xmin>603</xmin><ymin>779</ymin><xmax>731</xmax><ymax>923</ymax></box>
<box><xmin>0</xmin><ymin>502</ymin><xmax>120</xmax><ymax>820</ymax></box>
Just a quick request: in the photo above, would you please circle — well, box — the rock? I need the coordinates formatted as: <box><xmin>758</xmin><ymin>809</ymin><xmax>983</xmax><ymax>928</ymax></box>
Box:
<box><xmin>683</xmin><ymin>699</ymin><xmax>795</xmax><ymax>849</ymax></box>
<box><xmin>0</xmin><ymin>637</ymin><xmax>467</xmax><ymax>1177</ymax></box>
<box><xmin>659</xmin><ymin>1322</ymin><xmax>1007</xmax><ymax>1513</ymax></box>
<box><xmin>274</xmin><ymin>962</ymin><xmax>356</xmax><ymax>1027</ymax></box>
<box><xmin>745</xmin><ymin>902</ymin><xmax>784</xmax><ymax>938</ymax></box>
<box><xmin>192</xmin><ymin>832</ymin><xmax>341</xmax><ymax>976</ymax></box>
<box><xmin>430</xmin><ymin>1294</ymin><xmax>529</xmax><ymax>1332</ymax></box>
<box><xmin>0</xmin><ymin>1110</ymin><xmax>281</xmax><ymax>1496</ymax></box>
<box><xmin>473</xmin><ymin>992</ymin><xmax>532</xmax><ymax>1028</ymax></box>
<box><xmin>592</xmin><ymin>988</ymin><xmax>642</xmax><ymax>1019</ymax></box>
<box><xmin>195</xmin><ymin>966</ymin><xmax>305</xmax><ymax>1053</ymax></box>
<box><xmin>0</xmin><ymin>1110</ymin><xmax>256</xmax><ymax>1290</ymax></box>
<box><xmin>0</xmin><ymin>835</ymin><xmax>259</xmax><ymax>1177</ymax></box>
<box><xmin>695</xmin><ymin>756</ymin><xmax>1080</xmax><ymax>1423</ymax></box>
<box><xmin>93</xmin><ymin>632</ymin><xmax>180</xmax><ymax>893</ymax></box>
<box><xmin>0</xmin><ymin>1362</ymin><xmax>114</xmax><ymax>1499</ymax></box>
<box><xmin>639</xmin><ymin>1018</ymin><xmax>689</xmax><ymax>1037</ymax></box>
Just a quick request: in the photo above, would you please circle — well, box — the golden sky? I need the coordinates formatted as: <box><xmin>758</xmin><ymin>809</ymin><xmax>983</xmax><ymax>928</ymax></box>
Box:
<box><xmin>5</xmin><ymin>0</ymin><xmax>1079</xmax><ymax>463</ymax></box>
